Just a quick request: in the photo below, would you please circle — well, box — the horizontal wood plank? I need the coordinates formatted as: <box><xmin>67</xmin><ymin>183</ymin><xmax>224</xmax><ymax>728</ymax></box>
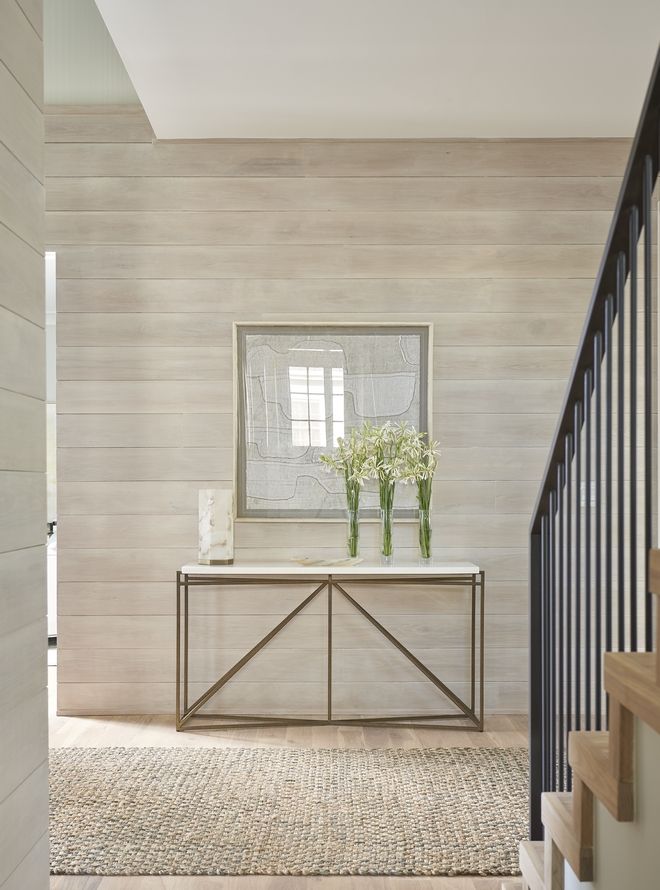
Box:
<box><xmin>57</xmin><ymin>512</ymin><xmax>528</xmax><ymax>550</ymax></box>
<box><xmin>0</xmin><ymin>620</ymin><xmax>47</xmax><ymax>714</ymax></box>
<box><xmin>57</xmin><ymin>346</ymin><xmax>232</xmax><ymax>380</ymax></box>
<box><xmin>44</xmin><ymin>138</ymin><xmax>629</xmax><ymax>178</ymax></box>
<box><xmin>57</xmin><ymin>579</ymin><xmax>526</xmax><ymax>616</ymax></box>
<box><xmin>58</xmin><ymin>645</ymin><xmax>526</xmax><ymax>684</ymax></box>
<box><xmin>55</xmin><ymin>477</ymin><xmax>520</xmax><ymax>515</ymax></box>
<box><xmin>0</xmin><ymin>546</ymin><xmax>45</xmax><ymax>636</ymax></box>
<box><xmin>57</xmin><ymin>447</ymin><xmax>231</xmax><ymax>481</ymax></box>
<box><xmin>0</xmin><ymin>308</ymin><xmax>44</xmax><ymax>399</ymax></box>
<box><xmin>53</xmin><ymin>244</ymin><xmax>603</xmax><ymax>279</ymax></box>
<box><xmin>56</xmin><ymin>680</ymin><xmax>527</xmax><ymax>715</ymax></box>
<box><xmin>0</xmin><ymin>58</ymin><xmax>43</xmax><ymax>180</ymax></box>
<box><xmin>55</xmin><ymin>311</ymin><xmax>585</xmax><ymax>347</ymax></box>
<box><xmin>0</xmin><ymin>691</ymin><xmax>47</xmax><ymax>812</ymax></box>
<box><xmin>55</xmin><ymin>277</ymin><xmax>593</xmax><ymax>314</ymax></box>
<box><xmin>45</xmin><ymin>107</ymin><xmax>153</xmax><ymax>143</ymax></box>
<box><xmin>0</xmin><ymin>471</ymin><xmax>45</xmax><ymax>554</ymax></box>
<box><xmin>15</xmin><ymin>0</ymin><xmax>43</xmax><ymax>36</ymax></box>
<box><xmin>0</xmin><ymin>832</ymin><xmax>49</xmax><ymax>890</ymax></box>
<box><xmin>45</xmin><ymin>175</ymin><xmax>620</xmax><ymax>212</ymax></box>
<box><xmin>0</xmin><ymin>389</ymin><xmax>45</xmax><ymax>470</ymax></box>
<box><xmin>0</xmin><ymin>0</ymin><xmax>43</xmax><ymax>106</ymax></box>
<box><xmin>57</xmin><ymin>380</ymin><xmax>232</xmax><ymax>414</ymax></box>
<box><xmin>56</xmin><ymin>345</ymin><xmax>575</xmax><ymax>383</ymax></box>
<box><xmin>56</xmin><ymin>414</ymin><xmax>227</xmax><ymax>447</ymax></box>
<box><xmin>57</xmin><ymin>547</ymin><xmax>528</xmax><ymax>583</ymax></box>
<box><xmin>0</xmin><ymin>141</ymin><xmax>43</xmax><ymax>250</ymax></box>
<box><xmin>46</xmin><ymin>209</ymin><xmax>613</xmax><ymax>246</ymax></box>
<box><xmin>57</xmin><ymin>612</ymin><xmax>525</xmax><ymax>650</ymax></box>
<box><xmin>0</xmin><ymin>223</ymin><xmax>44</xmax><ymax>325</ymax></box>
<box><xmin>300</xmin><ymin>139</ymin><xmax>630</xmax><ymax>177</ymax></box>
<box><xmin>0</xmin><ymin>765</ymin><xmax>48</xmax><ymax>885</ymax></box>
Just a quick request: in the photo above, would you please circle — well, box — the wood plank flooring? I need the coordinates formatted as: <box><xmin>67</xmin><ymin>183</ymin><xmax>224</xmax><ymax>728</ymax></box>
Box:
<box><xmin>48</xmin><ymin>666</ymin><xmax>527</xmax><ymax>890</ymax></box>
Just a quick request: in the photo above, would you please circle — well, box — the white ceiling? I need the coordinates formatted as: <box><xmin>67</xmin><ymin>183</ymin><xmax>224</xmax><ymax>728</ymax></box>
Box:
<box><xmin>94</xmin><ymin>0</ymin><xmax>660</xmax><ymax>139</ymax></box>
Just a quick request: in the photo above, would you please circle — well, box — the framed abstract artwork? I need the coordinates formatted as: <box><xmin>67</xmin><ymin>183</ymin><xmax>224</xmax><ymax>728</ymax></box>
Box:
<box><xmin>234</xmin><ymin>322</ymin><xmax>433</xmax><ymax>519</ymax></box>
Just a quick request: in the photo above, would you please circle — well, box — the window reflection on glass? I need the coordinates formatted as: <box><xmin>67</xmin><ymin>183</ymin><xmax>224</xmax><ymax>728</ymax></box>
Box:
<box><xmin>289</xmin><ymin>365</ymin><xmax>327</xmax><ymax>447</ymax></box>
<box><xmin>331</xmin><ymin>367</ymin><xmax>345</xmax><ymax>445</ymax></box>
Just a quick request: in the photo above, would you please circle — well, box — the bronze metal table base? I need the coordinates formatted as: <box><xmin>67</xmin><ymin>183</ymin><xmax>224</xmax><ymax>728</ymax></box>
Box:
<box><xmin>176</xmin><ymin>570</ymin><xmax>485</xmax><ymax>732</ymax></box>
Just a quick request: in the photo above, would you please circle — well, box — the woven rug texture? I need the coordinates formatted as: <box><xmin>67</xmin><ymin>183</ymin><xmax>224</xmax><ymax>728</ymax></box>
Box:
<box><xmin>49</xmin><ymin>746</ymin><xmax>527</xmax><ymax>876</ymax></box>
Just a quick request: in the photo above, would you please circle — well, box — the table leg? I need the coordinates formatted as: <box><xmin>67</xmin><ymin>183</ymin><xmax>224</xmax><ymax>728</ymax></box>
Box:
<box><xmin>184</xmin><ymin>573</ymin><xmax>189</xmax><ymax>714</ymax></box>
<box><xmin>176</xmin><ymin>571</ymin><xmax>181</xmax><ymax>730</ymax></box>
<box><xmin>327</xmin><ymin>575</ymin><xmax>333</xmax><ymax>722</ymax></box>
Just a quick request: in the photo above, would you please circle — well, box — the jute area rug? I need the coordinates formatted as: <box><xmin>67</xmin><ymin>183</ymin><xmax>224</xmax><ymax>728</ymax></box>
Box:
<box><xmin>50</xmin><ymin>746</ymin><xmax>527</xmax><ymax>877</ymax></box>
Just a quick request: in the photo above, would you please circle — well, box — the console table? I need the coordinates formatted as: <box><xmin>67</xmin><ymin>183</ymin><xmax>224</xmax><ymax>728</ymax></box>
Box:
<box><xmin>176</xmin><ymin>562</ymin><xmax>484</xmax><ymax>732</ymax></box>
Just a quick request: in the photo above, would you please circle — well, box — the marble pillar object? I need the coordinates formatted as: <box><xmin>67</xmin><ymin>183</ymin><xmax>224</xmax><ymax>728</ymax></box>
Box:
<box><xmin>198</xmin><ymin>489</ymin><xmax>234</xmax><ymax>564</ymax></box>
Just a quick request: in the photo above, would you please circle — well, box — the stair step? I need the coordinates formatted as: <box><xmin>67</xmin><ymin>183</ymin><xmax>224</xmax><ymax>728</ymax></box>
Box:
<box><xmin>568</xmin><ymin>731</ymin><xmax>633</xmax><ymax>821</ymax></box>
<box><xmin>605</xmin><ymin>652</ymin><xmax>660</xmax><ymax>735</ymax></box>
<box><xmin>541</xmin><ymin>790</ymin><xmax>593</xmax><ymax>881</ymax></box>
<box><xmin>519</xmin><ymin>840</ymin><xmax>544</xmax><ymax>890</ymax></box>
<box><xmin>500</xmin><ymin>883</ymin><xmax>524</xmax><ymax>890</ymax></box>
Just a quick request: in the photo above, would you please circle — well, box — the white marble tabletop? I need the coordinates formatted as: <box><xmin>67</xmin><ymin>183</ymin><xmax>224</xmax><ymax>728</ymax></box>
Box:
<box><xmin>180</xmin><ymin>560</ymin><xmax>480</xmax><ymax>576</ymax></box>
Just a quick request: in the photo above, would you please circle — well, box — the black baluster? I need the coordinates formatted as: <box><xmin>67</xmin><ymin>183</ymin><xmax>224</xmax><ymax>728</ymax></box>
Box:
<box><xmin>549</xmin><ymin>490</ymin><xmax>557</xmax><ymax>790</ymax></box>
<box><xmin>629</xmin><ymin>207</ymin><xmax>639</xmax><ymax>651</ymax></box>
<box><xmin>605</xmin><ymin>295</ymin><xmax>614</xmax><ymax>660</ymax></box>
<box><xmin>565</xmin><ymin>433</ymin><xmax>573</xmax><ymax>791</ymax></box>
<box><xmin>584</xmin><ymin>370</ymin><xmax>592</xmax><ymax>731</ymax></box>
<box><xmin>616</xmin><ymin>252</ymin><xmax>626</xmax><ymax>652</ymax></box>
<box><xmin>541</xmin><ymin>513</ymin><xmax>549</xmax><ymax>792</ymax></box>
<box><xmin>594</xmin><ymin>332</ymin><xmax>603</xmax><ymax>730</ymax></box>
<box><xmin>557</xmin><ymin>464</ymin><xmax>565</xmax><ymax>788</ymax></box>
<box><xmin>642</xmin><ymin>156</ymin><xmax>654</xmax><ymax>652</ymax></box>
<box><xmin>575</xmin><ymin>400</ymin><xmax>582</xmax><ymax>732</ymax></box>
<box><xmin>530</xmin><ymin>525</ymin><xmax>544</xmax><ymax>839</ymax></box>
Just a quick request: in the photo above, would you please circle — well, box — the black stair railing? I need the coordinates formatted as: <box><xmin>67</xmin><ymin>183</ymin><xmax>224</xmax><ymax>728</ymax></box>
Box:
<box><xmin>530</xmin><ymin>46</ymin><xmax>660</xmax><ymax>839</ymax></box>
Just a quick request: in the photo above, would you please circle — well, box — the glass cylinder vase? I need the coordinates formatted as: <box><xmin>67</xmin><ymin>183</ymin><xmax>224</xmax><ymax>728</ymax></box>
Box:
<box><xmin>379</xmin><ymin>480</ymin><xmax>395</xmax><ymax>563</ymax></box>
<box><xmin>346</xmin><ymin>508</ymin><xmax>360</xmax><ymax>558</ymax></box>
<box><xmin>418</xmin><ymin>508</ymin><xmax>432</xmax><ymax>561</ymax></box>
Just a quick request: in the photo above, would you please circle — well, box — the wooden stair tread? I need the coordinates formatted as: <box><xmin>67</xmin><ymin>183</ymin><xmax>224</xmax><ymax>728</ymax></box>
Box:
<box><xmin>605</xmin><ymin>652</ymin><xmax>660</xmax><ymax>735</ymax></box>
<box><xmin>519</xmin><ymin>840</ymin><xmax>544</xmax><ymax>890</ymax></box>
<box><xmin>541</xmin><ymin>791</ymin><xmax>593</xmax><ymax>881</ymax></box>
<box><xmin>500</xmin><ymin>883</ymin><xmax>524</xmax><ymax>890</ymax></box>
<box><xmin>568</xmin><ymin>731</ymin><xmax>633</xmax><ymax>821</ymax></box>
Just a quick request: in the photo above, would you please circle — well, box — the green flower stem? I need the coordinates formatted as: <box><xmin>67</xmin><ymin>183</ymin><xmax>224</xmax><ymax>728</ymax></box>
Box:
<box><xmin>418</xmin><ymin>509</ymin><xmax>432</xmax><ymax>559</ymax></box>
<box><xmin>380</xmin><ymin>480</ymin><xmax>395</xmax><ymax>557</ymax></box>
<box><xmin>345</xmin><ymin>474</ymin><xmax>361</xmax><ymax>558</ymax></box>
<box><xmin>347</xmin><ymin>508</ymin><xmax>360</xmax><ymax>558</ymax></box>
<box><xmin>417</xmin><ymin>478</ymin><xmax>433</xmax><ymax>559</ymax></box>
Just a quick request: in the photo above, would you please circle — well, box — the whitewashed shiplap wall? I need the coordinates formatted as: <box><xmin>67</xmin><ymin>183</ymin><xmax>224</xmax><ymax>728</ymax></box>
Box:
<box><xmin>0</xmin><ymin>2</ymin><xmax>49</xmax><ymax>888</ymax></box>
<box><xmin>46</xmin><ymin>107</ymin><xmax>628</xmax><ymax>716</ymax></box>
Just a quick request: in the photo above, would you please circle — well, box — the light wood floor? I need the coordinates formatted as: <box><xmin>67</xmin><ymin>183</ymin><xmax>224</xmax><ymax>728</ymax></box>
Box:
<box><xmin>48</xmin><ymin>666</ymin><xmax>528</xmax><ymax>890</ymax></box>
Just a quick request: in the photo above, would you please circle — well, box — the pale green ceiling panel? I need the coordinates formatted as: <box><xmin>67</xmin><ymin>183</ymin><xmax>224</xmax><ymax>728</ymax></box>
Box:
<box><xmin>45</xmin><ymin>0</ymin><xmax>139</xmax><ymax>104</ymax></box>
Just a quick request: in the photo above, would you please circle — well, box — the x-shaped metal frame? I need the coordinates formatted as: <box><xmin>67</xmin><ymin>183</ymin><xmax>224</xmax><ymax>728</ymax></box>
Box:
<box><xmin>176</xmin><ymin>570</ymin><xmax>484</xmax><ymax>731</ymax></box>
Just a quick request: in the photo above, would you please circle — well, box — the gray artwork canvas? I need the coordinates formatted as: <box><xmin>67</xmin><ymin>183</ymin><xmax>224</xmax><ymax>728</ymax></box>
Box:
<box><xmin>236</xmin><ymin>324</ymin><xmax>431</xmax><ymax>518</ymax></box>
